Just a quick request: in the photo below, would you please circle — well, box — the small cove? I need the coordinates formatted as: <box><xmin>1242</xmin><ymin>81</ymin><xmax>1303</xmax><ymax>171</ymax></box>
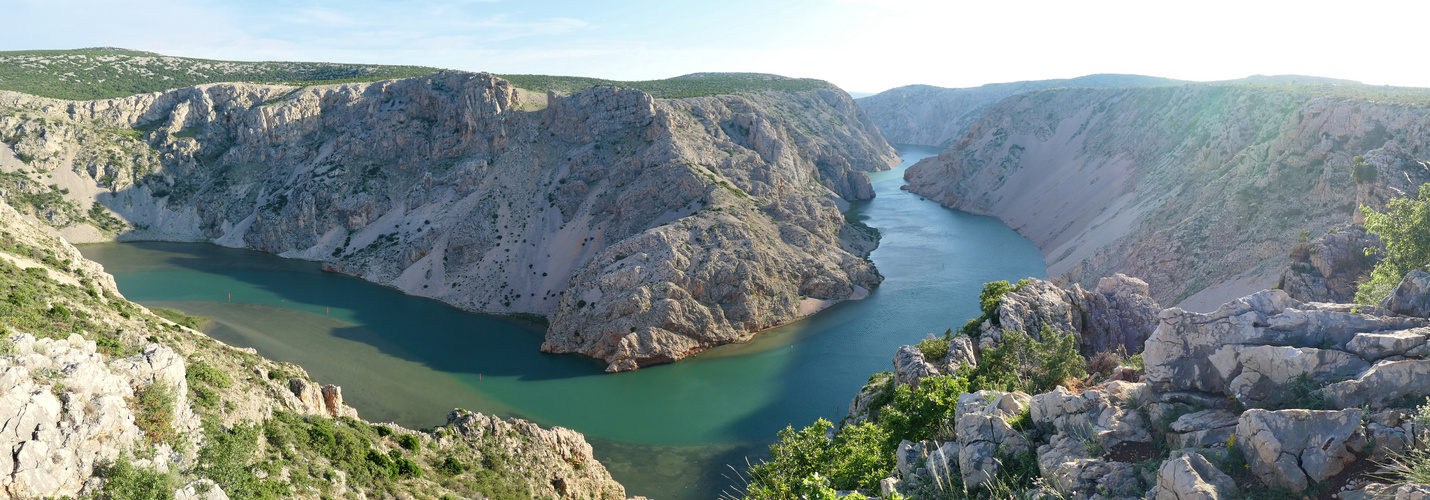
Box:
<box><xmin>78</xmin><ymin>145</ymin><xmax>1046</xmax><ymax>499</ymax></box>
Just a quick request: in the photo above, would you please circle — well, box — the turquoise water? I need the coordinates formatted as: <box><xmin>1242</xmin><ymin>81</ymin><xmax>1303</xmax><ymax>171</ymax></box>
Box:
<box><xmin>78</xmin><ymin>145</ymin><xmax>1046</xmax><ymax>499</ymax></box>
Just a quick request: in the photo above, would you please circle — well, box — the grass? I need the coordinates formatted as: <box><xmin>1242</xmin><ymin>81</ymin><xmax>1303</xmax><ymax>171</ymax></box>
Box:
<box><xmin>150</xmin><ymin>307</ymin><xmax>209</xmax><ymax>330</ymax></box>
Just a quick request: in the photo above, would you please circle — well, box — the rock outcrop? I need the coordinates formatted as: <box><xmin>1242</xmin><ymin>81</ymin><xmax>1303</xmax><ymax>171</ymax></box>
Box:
<box><xmin>0</xmin><ymin>196</ymin><xmax>631</xmax><ymax>499</ymax></box>
<box><xmin>980</xmin><ymin>274</ymin><xmax>1160</xmax><ymax>356</ymax></box>
<box><xmin>903</xmin><ymin>84</ymin><xmax>1430</xmax><ymax>310</ymax></box>
<box><xmin>837</xmin><ymin>273</ymin><xmax>1430</xmax><ymax>499</ymax></box>
<box><xmin>0</xmin><ymin>71</ymin><xmax>899</xmax><ymax>371</ymax></box>
<box><xmin>1278</xmin><ymin>224</ymin><xmax>1381</xmax><ymax>304</ymax></box>
<box><xmin>1150</xmin><ymin>452</ymin><xmax>1238</xmax><ymax>500</ymax></box>
<box><xmin>1236</xmin><ymin>409</ymin><xmax>1365</xmax><ymax>491</ymax></box>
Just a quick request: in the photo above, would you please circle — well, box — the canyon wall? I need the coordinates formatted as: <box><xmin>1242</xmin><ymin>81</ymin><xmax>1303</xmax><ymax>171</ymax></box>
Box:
<box><xmin>903</xmin><ymin>84</ymin><xmax>1430</xmax><ymax>308</ymax></box>
<box><xmin>0</xmin><ymin>71</ymin><xmax>899</xmax><ymax>371</ymax></box>
<box><xmin>856</xmin><ymin>74</ymin><xmax>1185</xmax><ymax>148</ymax></box>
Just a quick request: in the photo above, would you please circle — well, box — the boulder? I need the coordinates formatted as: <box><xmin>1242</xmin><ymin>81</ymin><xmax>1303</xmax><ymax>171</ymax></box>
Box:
<box><xmin>1382</xmin><ymin>270</ymin><xmax>1430</xmax><ymax>317</ymax></box>
<box><xmin>924</xmin><ymin>441</ymin><xmax>960</xmax><ymax>487</ymax></box>
<box><xmin>955</xmin><ymin>391</ymin><xmax>1032</xmax><ymax>488</ymax></box>
<box><xmin>1150</xmin><ymin>452</ymin><xmax>1238</xmax><ymax>500</ymax></box>
<box><xmin>1324</xmin><ymin>359</ymin><xmax>1430</xmax><ymax>409</ymax></box>
<box><xmin>1235</xmin><ymin>409</ymin><xmax>1365</xmax><ymax>491</ymax></box>
<box><xmin>893</xmin><ymin>345</ymin><xmax>940</xmax><ymax>388</ymax></box>
<box><xmin>942</xmin><ymin>335</ymin><xmax>977</xmax><ymax>372</ymax></box>
<box><xmin>1168</xmin><ymin>410</ymin><xmax>1240</xmax><ymax>449</ymax></box>
<box><xmin>895</xmin><ymin>440</ymin><xmax>923</xmax><ymax>479</ymax></box>
<box><xmin>1080</xmin><ymin>274</ymin><xmax>1161</xmax><ymax>355</ymax></box>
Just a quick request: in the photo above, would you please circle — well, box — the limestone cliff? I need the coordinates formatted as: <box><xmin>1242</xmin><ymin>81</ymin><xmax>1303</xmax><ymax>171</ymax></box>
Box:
<box><xmin>856</xmin><ymin>74</ymin><xmax>1185</xmax><ymax>148</ymax></box>
<box><xmin>0</xmin><ymin>200</ymin><xmax>628</xmax><ymax>499</ymax></box>
<box><xmin>0</xmin><ymin>71</ymin><xmax>899</xmax><ymax>371</ymax></box>
<box><xmin>903</xmin><ymin>84</ymin><xmax>1430</xmax><ymax>309</ymax></box>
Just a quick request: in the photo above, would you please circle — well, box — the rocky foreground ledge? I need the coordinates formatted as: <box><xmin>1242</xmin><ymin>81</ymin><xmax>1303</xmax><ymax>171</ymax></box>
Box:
<box><xmin>784</xmin><ymin>272</ymin><xmax>1430</xmax><ymax>500</ymax></box>
<box><xmin>0</xmin><ymin>200</ymin><xmax>630</xmax><ymax>499</ymax></box>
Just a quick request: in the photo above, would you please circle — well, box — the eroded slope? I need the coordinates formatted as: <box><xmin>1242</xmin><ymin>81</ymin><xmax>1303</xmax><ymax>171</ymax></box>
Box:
<box><xmin>0</xmin><ymin>71</ymin><xmax>899</xmax><ymax>370</ymax></box>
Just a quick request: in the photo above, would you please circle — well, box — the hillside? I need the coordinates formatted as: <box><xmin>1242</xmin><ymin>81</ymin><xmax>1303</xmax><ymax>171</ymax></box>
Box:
<box><xmin>855</xmin><ymin>74</ymin><xmax>1187</xmax><ymax>147</ymax></box>
<box><xmin>0</xmin><ymin>48</ymin><xmax>443</xmax><ymax>100</ymax></box>
<box><xmin>0</xmin><ymin>68</ymin><xmax>898</xmax><ymax>372</ymax></box>
<box><xmin>0</xmin><ymin>48</ymin><xmax>839</xmax><ymax>101</ymax></box>
<box><xmin>903</xmin><ymin>83</ymin><xmax>1430</xmax><ymax>309</ymax></box>
<box><xmin>0</xmin><ymin>199</ymin><xmax>628</xmax><ymax>499</ymax></box>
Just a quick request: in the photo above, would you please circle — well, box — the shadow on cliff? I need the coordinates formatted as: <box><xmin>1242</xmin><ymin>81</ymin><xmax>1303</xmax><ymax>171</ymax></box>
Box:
<box><xmin>119</xmin><ymin>241</ymin><xmax>608</xmax><ymax>382</ymax></box>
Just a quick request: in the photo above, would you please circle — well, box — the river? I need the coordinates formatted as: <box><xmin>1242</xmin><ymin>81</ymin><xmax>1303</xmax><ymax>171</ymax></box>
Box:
<box><xmin>78</xmin><ymin>145</ymin><xmax>1046</xmax><ymax>499</ymax></box>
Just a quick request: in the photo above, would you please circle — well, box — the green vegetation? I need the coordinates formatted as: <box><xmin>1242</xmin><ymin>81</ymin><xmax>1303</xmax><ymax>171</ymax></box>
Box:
<box><xmin>1356</xmin><ymin>184</ymin><xmax>1430</xmax><ymax>304</ymax></box>
<box><xmin>151</xmin><ymin>307</ymin><xmax>209</xmax><ymax>330</ymax></box>
<box><xmin>741</xmin><ymin>279</ymin><xmax>1087</xmax><ymax>499</ymax></box>
<box><xmin>130</xmin><ymin>382</ymin><xmax>177</xmax><ymax>446</ymax></box>
<box><xmin>1352</xmin><ymin>155</ymin><xmax>1378</xmax><ymax>184</ymax></box>
<box><xmin>958</xmin><ymin>279</ymin><xmax>1029</xmax><ymax>337</ymax></box>
<box><xmin>965</xmin><ymin>325</ymin><xmax>1086</xmax><ymax>394</ymax></box>
<box><xmin>0</xmin><ymin>48</ymin><xmax>442</xmax><ymax>100</ymax></box>
<box><xmin>94</xmin><ymin>452</ymin><xmax>175</xmax><ymax>500</ymax></box>
<box><xmin>496</xmin><ymin>72</ymin><xmax>837</xmax><ymax>99</ymax></box>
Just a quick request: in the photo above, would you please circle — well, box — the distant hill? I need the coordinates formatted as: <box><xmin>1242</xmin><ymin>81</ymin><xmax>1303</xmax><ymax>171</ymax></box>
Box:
<box><xmin>857</xmin><ymin>74</ymin><xmax>1187</xmax><ymax>147</ymax></box>
<box><xmin>1219</xmin><ymin>74</ymin><xmax>1361</xmax><ymax>85</ymax></box>
<box><xmin>0</xmin><ymin>47</ymin><xmax>444</xmax><ymax>100</ymax></box>
<box><xmin>0</xmin><ymin>48</ymin><xmax>842</xmax><ymax>101</ymax></box>
<box><xmin>495</xmin><ymin>72</ymin><xmax>837</xmax><ymax>99</ymax></box>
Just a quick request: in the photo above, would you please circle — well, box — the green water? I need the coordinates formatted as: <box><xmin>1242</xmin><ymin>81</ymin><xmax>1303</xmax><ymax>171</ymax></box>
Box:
<box><xmin>78</xmin><ymin>145</ymin><xmax>1046</xmax><ymax>499</ymax></box>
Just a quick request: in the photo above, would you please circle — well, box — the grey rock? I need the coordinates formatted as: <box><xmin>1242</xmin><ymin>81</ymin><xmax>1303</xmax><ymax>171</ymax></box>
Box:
<box><xmin>1235</xmin><ymin>409</ymin><xmax>1364</xmax><ymax>492</ymax></box>
<box><xmin>896</xmin><ymin>440</ymin><xmax>923</xmax><ymax>479</ymax></box>
<box><xmin>1150</xmin><ymin>452</ymin><xmax>1237</xmax><ymax>500</ymax></box>
<box><xmin>1383</xmin><ymin>270</ymin><xmax>1430</xmax><ymax>318</ymax></box>
<box><xmin>1168</xmin><ymin>410</ymin><xmax>1240</xmax><ymax>449</ymax></box>
<box><xmin>1324</xmin><ymin>359</ymin><xmax>1430</xmax><ymax>409</ymax></box>
<box><xmin>174</xmin><ymin>480</ymin><xmax>230</xmax><ymax>500</ymax></box>
<box><xmin>1144</xmin><ymin>290</ymin><xmax>1427</xmax><ymax>400</ymax></box>
<box><xmin>955</xmin><ymin>391</ymin><xmax>1032</xmax><ymax>487</ymax></box>
<box><xmin>893</xmin><ymin>345</ymin><xmax>940</xmax><ymax>388</ymax></box>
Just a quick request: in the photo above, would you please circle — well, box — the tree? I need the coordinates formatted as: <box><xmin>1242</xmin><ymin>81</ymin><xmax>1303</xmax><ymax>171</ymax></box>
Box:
<box><xmin>1357</xmin><ymin>184</ymin><xmax>1430</xmax><ymax>304</ymax></box>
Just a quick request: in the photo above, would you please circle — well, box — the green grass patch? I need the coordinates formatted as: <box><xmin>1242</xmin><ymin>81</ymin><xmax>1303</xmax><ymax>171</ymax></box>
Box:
<box><xmin>151</xmin><ymin>307</ymin><xmax>209</xmax><ymax>330</ymax></box>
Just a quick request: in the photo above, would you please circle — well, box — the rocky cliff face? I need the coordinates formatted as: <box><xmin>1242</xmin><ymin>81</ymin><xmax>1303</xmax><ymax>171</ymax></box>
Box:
<box><xmin>904</xmin><ymin>84</ymin><xmax>1430</xmax><ymax>309</ymax></box>
<box><xmin>856</xmin><ymin>74</ymin><xmax>1185</xmax><ymax>148</ymax></box>
<box><xmin>0</xmin><ymin>200</ymin><xmax>628</xmax><ymax>499</ymax></box>
<box><xmin>0</xmin><ymin>71</ymin><xmax>899</xmax><ymax>371</ymax></box>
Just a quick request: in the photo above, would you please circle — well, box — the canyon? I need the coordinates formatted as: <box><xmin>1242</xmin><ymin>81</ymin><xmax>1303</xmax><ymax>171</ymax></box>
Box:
<box><xmin>881</xmin><ymin>83</ymin><xmax>1430</xmax><ymax>308</ymax></box>
<box><xmin>0</xmin><ymin>70</ymin><xmax>899</xmax><ymax>371</ymax></box>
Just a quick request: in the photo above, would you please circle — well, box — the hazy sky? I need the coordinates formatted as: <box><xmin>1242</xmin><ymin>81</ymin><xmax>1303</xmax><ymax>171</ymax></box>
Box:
<box><xmin>3</xmin><ymin>0</ymin><xmax>1427</xmax><ymax>93</ymax></box>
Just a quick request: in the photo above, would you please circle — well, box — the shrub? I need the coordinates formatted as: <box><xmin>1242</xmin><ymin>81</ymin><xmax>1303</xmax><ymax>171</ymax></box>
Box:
<box><xmin>186</xmin><ymin>360</ymin><xmax>232</xmax><ymax>388</ymax></box>
<box><xmin>967</xmin><ymin>325</ymin><xmax>1086</xmax><ymax>394</ymax></box>
<box><xmin>95</xmin><ymin>452</ymin><xmax>174</xmax><ymax>500</ymax></box>
<box><xmin>1353</xmin><ymin>155</ymin><xmax>1378</xmax><ymax>184</ymax></box>
<box><xmin>130</xmin><ymin>382</ymin><xmax>176</xmax><ymax>445</ymax></box>
<box><xmin>437</xmin><ymin>456</ymin><xmax>466</xmax><ymax>476</ymax></box>
<box><xmin>397</xmin><ymin>433</ymin><xmax>420</xmax><ymax>450</ymax></box>
<box><xmin>1357</xmin><ymin>184</ymin><xmax>1430</xmax><ymax>304</ymax></box>
<box><xmin>915</xmin><ymin>334</ymin><xmax>950</xmax><ymax>361</ymax></box>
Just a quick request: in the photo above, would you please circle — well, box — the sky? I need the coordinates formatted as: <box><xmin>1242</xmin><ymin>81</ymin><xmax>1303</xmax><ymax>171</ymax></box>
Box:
<box><xmin>3</xmin><ymin>0</ymin><xmax>1428</xmax><ymax>94</ymax></box>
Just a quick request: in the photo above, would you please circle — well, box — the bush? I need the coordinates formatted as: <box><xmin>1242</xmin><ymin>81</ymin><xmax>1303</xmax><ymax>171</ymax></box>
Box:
<box><xmin>130</xmin><ymin>382</ymin><xmax>176</xmax><ymax>445</ymax></box>
<box><xmin>95</xmin><ymin>452</ymin><xmax>174</xmax><ymax>500</ymax></box>
<box><xmin>1357</xmin><ymin>184</ymin><xmax>1430</xmax><ymax>304</ymax></box>
<box><xmin>397</xmin><ymin>433</ymin><xmax>420</xmax><ymax>450</ymax></box>
<box><xmin>186</xmin><ymin>360</ymin><xmax>231</xmax><ymax>388</ymax></box>
<box><xmin>437</xmin><ymin>456</ymin><xmax>466</xmax><ymax>476</ymax></box>
<box><xmin>915</xmin><ymin>334</ymin><xmax>950</xmax><ymax>361</ymax></box>
<box><xmin>1353</xmin><ymin>155</ymin><xmax>1378</xmax><ymax>184</ymax></box>
<box><xmin>967</xmin><ymin>325</ymin><xmax>1086</xmax><ymax>394</ymax></box>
